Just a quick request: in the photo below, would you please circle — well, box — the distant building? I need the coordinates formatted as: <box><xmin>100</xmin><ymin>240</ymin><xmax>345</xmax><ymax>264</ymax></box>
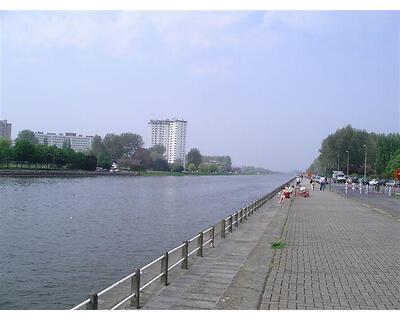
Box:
<box><xmin>149</xmin><ymin>119</ymin><xmax>187</xmax><ymax>166</ymax></box>
<box><xmin>35</xmin><ymin>132</ymin><xmax>94</xmax><ymax>152</ymax></box>
<box><xmin>0</xmin><ymin>120</ymin><xmax>12</xmax><ymax>140</ymax></box>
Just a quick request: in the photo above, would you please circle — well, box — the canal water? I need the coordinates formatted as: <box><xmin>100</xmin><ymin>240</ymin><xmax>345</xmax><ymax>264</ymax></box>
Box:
<box><xmin>0</xmin><ymin>174</ymin><xmax>292</xmax><ymax>309</ymax></box>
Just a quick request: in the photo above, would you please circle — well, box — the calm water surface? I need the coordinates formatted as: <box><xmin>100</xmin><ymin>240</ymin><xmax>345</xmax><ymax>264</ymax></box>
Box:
<box><xmin>0</xmin><ymin>174</ymin><xmax>292</xmax><ymax>309</ymax></box>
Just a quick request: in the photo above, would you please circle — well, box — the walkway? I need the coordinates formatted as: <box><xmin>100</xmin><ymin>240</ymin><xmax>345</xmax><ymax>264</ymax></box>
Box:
<box><xmin>141</xmin><ymin>184</ymin><xmax>400</xmax><ymax>310</ymax></box>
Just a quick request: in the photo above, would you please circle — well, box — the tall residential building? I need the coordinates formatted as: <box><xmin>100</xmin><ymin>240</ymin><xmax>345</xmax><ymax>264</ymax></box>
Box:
<box><xmin>35</xmin><ymin>132</ymin><xmax>94</xmax><ymax>152</ymax></box>
<box><xmin>0</xmin><ymin>120</ymin><xmax>12</xmax><ymax>140</ymax></box>
<box><xmin>149</xmin><ymin>119</ymin><xmax>187</xmax><ymax>166</ymax></box>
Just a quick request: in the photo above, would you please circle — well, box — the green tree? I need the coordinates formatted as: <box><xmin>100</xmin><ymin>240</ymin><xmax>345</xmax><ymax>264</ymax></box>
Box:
<box><xmin>14</xmin><ymin>140</ymin><xmax>35</xmax><ymax>166</ymax></box>
<box><xmin>33</xmin><ymin>144</ymin><xmax>48</xmax><ymax>168</ymax></box>
<box><xmin>187</xmin><ymin>163</ymin><xmax>196</xmax><ymax>172</ymax></box>
<box><xmin>375</xmin><ymin>133</ymin><xmax>400</xmax><ymax>175</ymax></box>
<box><xmin>98</xmin><ymin>152</ymin><xmax>112</xmax><ymax>170</ymax></box>
<box><xmin>385</xmin><ymin>149</ymin><xmax>400</xmax><ymax>178</ymax></box>
<box><xmin>171</xmin><ymin>160</ymin><xmax>184</xmax><ymax>172</ymax></box>
<box><xmin>103</xmin><ymin>134</ymin><xmax>124</xmax><ymax>160</ymax></box>
<box><xmin>0</xmin><ymin>139</ymin><xmax>13</xmax><ymax>167</ymax></box>
<box><xmin>187</xmin><ymin>148</ymin><xmax>202</xmax><ymax>168</ymax></box>
<box><xmin>91</xmin><ymin>135</ymin><xmax>104</xmax><ymax>157</ymax></box>
<box><xmin>220</xmin><ymin>156</ymin><xmax>232</xmax><ymax>172</ymax></box>
<box><xmin>120</xmin><ymin>133</ymin><xmax>144</xmax><ymax>158</ymax></box>
<box><xmin>132</xmin><ymin>148</ymin><xmax>152</xmax><ymax>169</ymax></box>
<box><xmin>149</xmin><ymin>144</ymin><xmax>166</xmax><ymax>162</ymax></box>
<box><xmin>16</xmin><ymin>130</ymin><xmax>38</xmax><ymax>145</ymax></box>
<box><xmin>152</xmin><ymin>158</ymin><xmax>169</xmax><ymax>171</ymax></box>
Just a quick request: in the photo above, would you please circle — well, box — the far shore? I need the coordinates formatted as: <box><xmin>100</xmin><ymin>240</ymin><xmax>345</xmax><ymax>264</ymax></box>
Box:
<box><xmin>0</xmin><ymin>169</ymin><xmax>277</xmax><ymax>178</ymax></box>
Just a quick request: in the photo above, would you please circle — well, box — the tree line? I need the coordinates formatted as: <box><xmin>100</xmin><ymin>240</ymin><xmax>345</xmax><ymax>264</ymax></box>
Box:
<box><xmin>186</xmin><ymin>148</ymin><xmax>233</xmax><ymax>173</ymax></box>
<box><xmin>1</xmin><ymin>129</ymin><xmax>245</xmax><ymax>174</ymax></box>
<box><xmin>308</xmin><ymin>125</ymin><xmax>400</xmax><ymax>178</ymax></box>
<box><xmin>0</xmin><ymin>130</ymin><xmax>97</xmax><ymax>170</ymax></box>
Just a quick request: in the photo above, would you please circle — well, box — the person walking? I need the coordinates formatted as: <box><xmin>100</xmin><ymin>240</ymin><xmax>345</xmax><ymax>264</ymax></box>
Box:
<box><xmin>310</xmin><ymin>177</ymin><xmax>315</xmax><ymax>190</ymax></box>
<box><xmin>320</xmin><ymin>176</ymin><xmax>326</xmax><ymax>191</ymax></box>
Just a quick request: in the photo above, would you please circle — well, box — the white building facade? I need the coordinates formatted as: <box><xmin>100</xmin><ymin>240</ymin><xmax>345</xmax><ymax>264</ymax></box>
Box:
<box><xmin>149</xmin><ymin>119</ymin><xmax>187</xmax><ymax>166</ymax></box>
<box><xmin>0</xmin><ymin>120</ymin><xmax>12</xmax><ymax>140</ymax></box>
<box><xmin>35</xmin><ymin>132</ymin><xmax>94</xmax><ymax>152</ymax></box>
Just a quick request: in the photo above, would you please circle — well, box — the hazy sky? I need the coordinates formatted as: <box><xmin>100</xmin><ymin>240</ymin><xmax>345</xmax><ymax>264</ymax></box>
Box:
<box><xmin>0</xmin><ymin>11</ymin><xmax>399</xmax><ymax>171</ymax></box>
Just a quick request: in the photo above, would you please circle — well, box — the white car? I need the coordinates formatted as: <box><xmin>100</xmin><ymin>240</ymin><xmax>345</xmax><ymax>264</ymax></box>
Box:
<box><xmin>369</xmin><ymin>179</ymin><xmax>379</xmax><ymax>186</ymax></box>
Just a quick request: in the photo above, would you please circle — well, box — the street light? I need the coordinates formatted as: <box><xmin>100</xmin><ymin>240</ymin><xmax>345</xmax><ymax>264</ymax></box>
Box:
<box><xmin>346</xmin><ymin>150</ymin><xmax>349</xmax><ymax>176</ymax></box>
<box><xmin>363</xmin><ymin>144</ymin><xmax>367</xmax><ymax>180</ymax></box>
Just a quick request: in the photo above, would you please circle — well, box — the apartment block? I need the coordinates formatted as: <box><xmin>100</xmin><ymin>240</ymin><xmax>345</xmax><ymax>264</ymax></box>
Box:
<box><xmin>149</xmin><ymin>119</ymin><xmax>187</xmax><ymax>166</ymax></box>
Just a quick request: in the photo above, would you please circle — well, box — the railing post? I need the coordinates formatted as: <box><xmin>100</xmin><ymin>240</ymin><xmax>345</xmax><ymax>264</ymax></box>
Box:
<box><xmin>86</xmin><ymin>293</ymin><xmax>98</xmax><ymax>310</ymax></box>
<box><xmin>181</xmin><ymin>241</ymin><xmax>189</xmax><ymax>269</ymax></box>
<box><xmin>130</xmin><ymin>269</ymin><xmax>140</xmax><ymax>309</ymax></box>
<box><xmin>240</xmin><ymin>210</ymin><xmax>243</xmax><ymax>223</ymax></box>
<box><xmin>221</xmin><ymin>219</ymin><xmax>226</xmax><ymax>238</ymax></box>
<box><xmin>235</xmin><ymin>212</ymin><xmax>239</xmax><ymax>227</ymax></box>
<box><xmin>229</xmin><ymin>216</ymin><xmax>233</xmax><ymax>233</ymax></box>
<box><xmin>244</xmin><ymin>208</ymin><xmax>248</xmax><ymax>220</ymax></box>
<box><xmin>161</xmin><ymin>252</ymin><xmax>169</xmax><ymax>286</ymax></box>
<box><xmin>197</xmin><ymin>232</ymin><xmax>204</xmax><ymax>257</ymax></box>
<box><xmin>211</xmin><ymin>226</ymin><xmax>215</xmax><ymax>248</ymax></box>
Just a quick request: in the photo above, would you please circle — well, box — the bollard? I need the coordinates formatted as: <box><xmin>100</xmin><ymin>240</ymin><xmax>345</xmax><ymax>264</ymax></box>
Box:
<box><xmin>352</xmin><ymin>183</ymin><xmax>355</xmax><ymax>190</ymax></box>
<box><xmin>366</xmin><ymin>185</ymin><xmax>369</xmax><ymax>195</ymax></box>
<box><xmin>345</xmin><ymin>183</ymin><xmax>348</xmax><ymax>194</ymax></box>
<box><xmin>389</xmin><ymin>186</ymin><xmax>392</xmax><ymax>197</ymax></box>
<box><xmin>130</xmin><ymin>269</ymin><xmax>140</xmax><ymax>309</ymax></box>
<box><xmin>197</xmin><ymin>232</ymin><xmax>203</xmax><ymax>257</ymax></box>
<box><xmin>181</xmin><ymin>241</ymin><xmax>189</xmax><ymax>269</ymax></box>
<box><xmin>161</xmin><ymin>252</ymin><xmax>169</xmax><ymax>286</ymax></box>
<box><xmin>221</xmin><ymin>219</ymin><xmax>226</xmax><ymax>239</ymax></box>
<box><xmin>359</xmin><ymin>184</ymin><xmax>362</xmax><ymax>194</ymax></box>
<box><xmin>87</xmin><ymin>293</ymin><xmax>98</xmax><ymax>310</ymax></box>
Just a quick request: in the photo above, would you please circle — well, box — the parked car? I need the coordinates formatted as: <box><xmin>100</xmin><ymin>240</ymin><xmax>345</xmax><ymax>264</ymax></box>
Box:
<box><xmin>387</xmin><ymin>180</ymin><xmax>400</xmax><ymax>187</ymax></box>
<box><xmin>378</xmin><ymin>179</ymin><xmax>389</xmax><ymax>186</ymax></box>
<box><xmin>351</xmin><ymin>177</ymin><xmax>359</xmax><ymax>184</ymax></box>
<box><xmin>369</xmin><ymin>179</ymin><xmax>379</xmax><ymax>186</ymax></box>
<box><xmin>359</xmin><ymin>178</ymin><xmax>370</xmax><ymax>185</ymax></box>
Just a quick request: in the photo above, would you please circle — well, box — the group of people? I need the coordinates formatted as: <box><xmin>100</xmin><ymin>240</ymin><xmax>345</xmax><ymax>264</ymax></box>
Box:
<box><xmin>278</xmin><ymin>185</ymin><xmax>295</xmax><ymax>203</ymax></box>
<box><xmin>309</xmin><ymin>176</ymin><xmax>327</xmax><ymax>191</ymax></box>
<box><xmin>279</xmin><ymin>174</ymin><xmax>330</xmax><ymax>204</ymax></box>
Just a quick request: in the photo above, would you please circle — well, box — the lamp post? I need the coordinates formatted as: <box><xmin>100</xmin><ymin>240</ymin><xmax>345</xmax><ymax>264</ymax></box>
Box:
<box><xmin>346</xmin><ymin>150</ymin><xmax>349</xmax><ymax>176</ymax></box>
<box><xmin>363</xmin><ymin>144</ymin><xmax>367</xmax><ymax>180</ymax></box>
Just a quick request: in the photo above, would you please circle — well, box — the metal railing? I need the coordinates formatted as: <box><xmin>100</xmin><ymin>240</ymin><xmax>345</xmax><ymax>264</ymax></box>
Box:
<box><xmin>71</xmin><ymin>178</ymin><xmax>293</xmax><ymax>310</ymax></box>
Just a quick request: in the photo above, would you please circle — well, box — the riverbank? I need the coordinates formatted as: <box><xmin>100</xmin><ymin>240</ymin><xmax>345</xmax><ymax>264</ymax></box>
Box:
<box><xmin>0</xmin><ymin>169</ymin><xmax>139</xmax><ymax>178</ymax></box>
<box><xmin>0</xmin><ymin>169</ymin><xmax>276</xmax><ymax>178</ymax></box>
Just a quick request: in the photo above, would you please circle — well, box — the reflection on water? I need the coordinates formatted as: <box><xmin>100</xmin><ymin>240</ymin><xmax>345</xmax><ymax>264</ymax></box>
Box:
<box><xmin>0</xmin><ymin>174</ymin><xmax>292</xmax><ymax>309</ymax></box>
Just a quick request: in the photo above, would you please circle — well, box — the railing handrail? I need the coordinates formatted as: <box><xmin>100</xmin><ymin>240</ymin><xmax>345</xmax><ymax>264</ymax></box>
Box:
<box><xmin>71</xmin><ymin>177</ymin><xmax>294</xmax><ymax>310</ymax></box>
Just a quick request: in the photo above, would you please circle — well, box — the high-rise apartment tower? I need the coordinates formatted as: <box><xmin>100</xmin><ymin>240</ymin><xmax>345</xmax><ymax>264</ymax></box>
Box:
<box><xmin>0</xmin><ymin>120</ymin><xmax>12</xmax><ymax>140</ymax></box>
<box><xmin>149</xmin><ymin>119</ymin><xmax>187</xmax><ymax>166</ymax></box>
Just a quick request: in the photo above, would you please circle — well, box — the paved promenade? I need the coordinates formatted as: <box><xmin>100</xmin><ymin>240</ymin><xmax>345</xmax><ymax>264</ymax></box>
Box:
<box><xmin>142</xmin><ymin>184</ymin><xmax>400</xmax><ymax>310</ymax></box>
